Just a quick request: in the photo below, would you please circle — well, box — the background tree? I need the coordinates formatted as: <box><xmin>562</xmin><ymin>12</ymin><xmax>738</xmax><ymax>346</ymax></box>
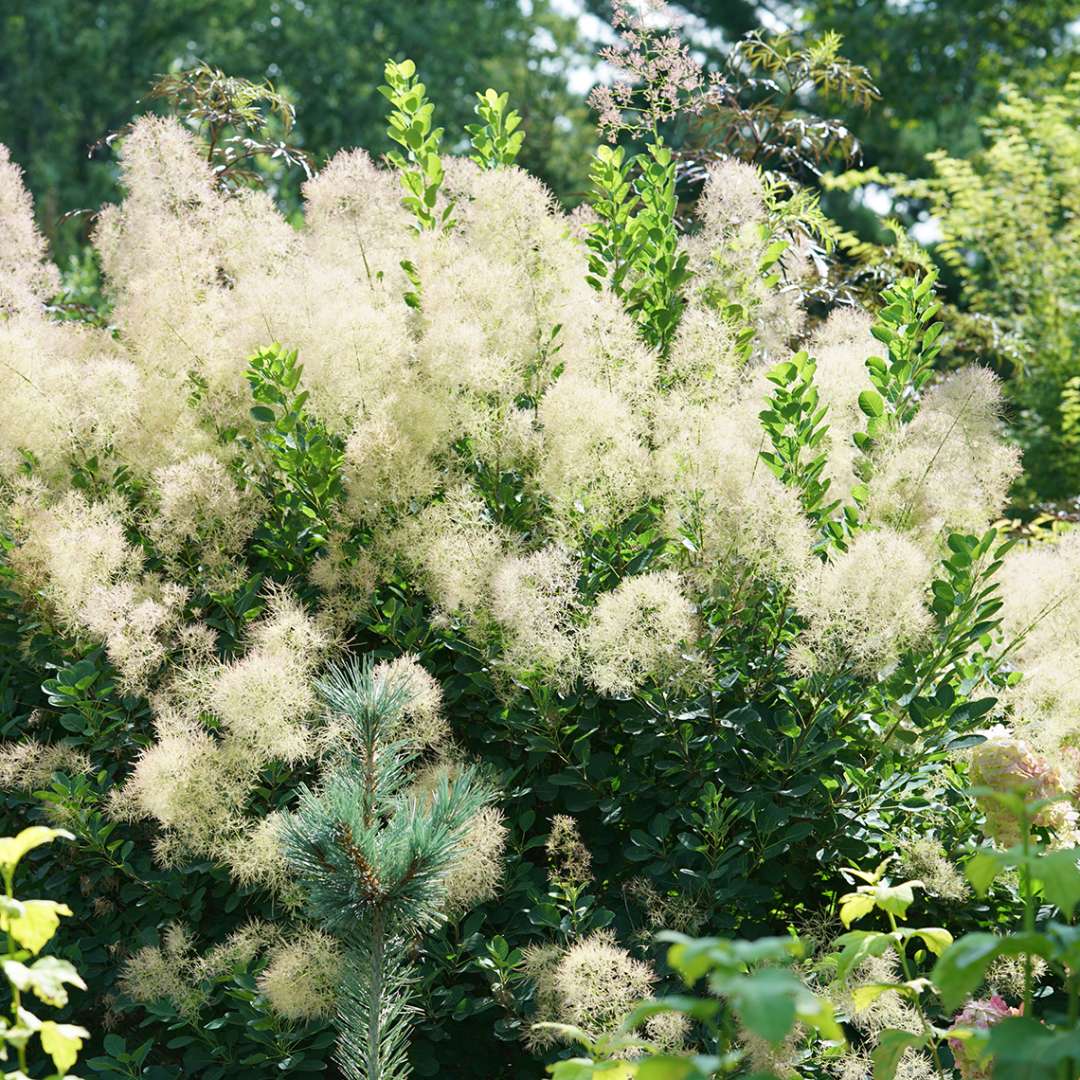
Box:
<box><xmin>0</xmin><ymin>0</ymin><xmax>592</xmax><ymax>261</ymax></box>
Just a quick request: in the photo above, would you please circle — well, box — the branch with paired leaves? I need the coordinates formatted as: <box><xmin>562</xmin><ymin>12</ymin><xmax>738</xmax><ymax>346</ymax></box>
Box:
<box><xmin>146</xmin><ymin>63</ymin><xmax>313</xmax><ymax>188</ymax></box>
<box><xmin>245</xmin><ymin>343</ymin><xmax>345</xmax><ymax>576</ymax></box>
<box><xmin>467</xmin><ymin>89</ymin><xmax>525</xmax><ymax>170</ymax></box>
<box><xmin>380</xmin><ymin>59</ymin><xmax>453</xmax><ymax>235</ymax></box>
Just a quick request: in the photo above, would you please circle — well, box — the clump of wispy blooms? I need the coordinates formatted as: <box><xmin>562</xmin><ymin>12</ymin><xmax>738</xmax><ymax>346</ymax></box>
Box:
<box><xmin>835</xmin><ymin>953</ymin><xmax>922</xmax><ymax>1037</ymax></box>
<box><xmin>395</xmin><ymin>486</ymin><xmax>510</xmax><ymax>620</ymax></box>
<box><xmin>525</xmin><ymin>930</ymin><xmax>656</xmax><ymax>1050</ymax></box>
<box><xmin>985</xmin><ymin>952</ymin><xmax>1049</xmax><ymax>998</ymax></box>
<box><xmin>868</xmin><ymin>367</ymin><xmax>1021</xmax><ymax>542</ymax></box>
<box><xmin>968</xmin><ymin>725</ymin><xmax>1076</xmax><ymax>845</ymax></box>
<box><xmin>218</xmin><ymin>812</ymin><xmax>294</xmax><ymax>899</ymax></box>
<box><xmin>80</xmin><ymin>579</ymin><xmax>188</xmax><ymax>694</ymax></box>
<box><xmin>996</xmin><ymin>531</ymin><xmax>1080</xmax><ymax>752</ymax></box>
<box><xmin>147</xmin><ymin>453</ymin><xmax>262</xmax><ymax>580</ymax></box>
<box><xmin>894</xmin><ymin>838</ymin><xmax>969</xmax><ymax>902</ymax></box>
<box><xmin>656</xmin><ymin>401</ymin><xmax>813</xmax><ymax>588</ymax></box>
<box><xmin>491</xmin><ymin>547</ymin><xmax>581</xmax><ymax>689</ymax></box>
<box><xmin>10</xmin><ymin>491</ymin><xmax>139</xmax><ymax>631</ymax></box>
<box><xmin>111</xmin><ymin>722</ymin><xmax>254</xmax><ymax>863</ymax></box>
<box><xmin>0</xmin><ymin>144</ymin><xmax>60</xmax><ymax>314</ymax></box>
<box><xmin>371</xmin><ymin>654</ymin><xmax>448</xmax><ymax>747</ymax></box>
<box><xmin>0</xmin><ymin>739</ymin><xmax>91</xmax><ymax>791</ymax></box>
<box><xmin>810</xmin><ymin>308</ymin><xmax>878</xmax><ymax>501</ymax></box>
<box><xmin>537</xmin><ymin>374</ymin><xmax>651</xmax><ymax>535</ymax></box>
<box><xmin>685</xmin><ymin>161</ymin><xmax>807</xmax><ymax>363</ymax></box>
<box><xmin>120</xmin><ymin>923</ymin><xmax>208</xmax><ymax>1022</ymax></box>
<box><xmin>623</xmin><ymin>877</ymin><xmax>707</xmax><ymax>935</ymax></box>
<box><xmin>740</xmin><ymin>1027</ymin><xmax>802</xmax><ymax>1079</ymax></box>
<box><xmin>343</xmin><ymin>385</ymin><xmax>450</xmax><ymax>520</ymax></box>
<box><xmin>443</xmin><ymin>805</ymin><xmax>508</xmax><ymax>916</ymax></box>
<box><xmin>209</xmin><ymin>590</ymin><xmax>330</xmax><ymax>763</ymax></box>
<box><xmin>546</xmin><ymin>815</ymin><xmax>593</xmax><ymax>888</ymax></box>
<box><xmin>195</xmin><ymin>921</ymin><xmax>279</xmax><ymax>982</ymax></box>
<box><xmin>259</xmin><ymin>930</ymin><xmax>344</xmax><ymax>1022</ymax></box>
<box><xmin>831</xmin><ymin>1050</ymin><xmax>936</xmax><ymax>1080</ymax></box>
<box><xmin>0</xmin><ymin>315</ymin><xmax>143</xmax><ymax>482</ymax></box>
<box><xmin>645</xmin><ymin>1010</ymin><xmax>691</xmax><ymax>1054</ymax></box>
<box><xmin>582</xmin><ymin>571</ymin><xmax>700</xmax><ymax>695</ymax></box>
<box><xmin>791</xmin><ymin>528</ymin><xmax>933</xmax><ymax>677</ymax></box>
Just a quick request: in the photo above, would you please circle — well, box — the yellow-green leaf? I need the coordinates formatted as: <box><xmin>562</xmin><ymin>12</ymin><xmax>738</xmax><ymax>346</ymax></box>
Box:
<box><xmin>3</xmin><ymin>956</ymin><xmax>86</xmax><ymax>1008</ymax></box>
<box><xmin>839</xmin><ymin>891</ymin><xmax>876</xmax><ymax>927</ymax></box>
<box><xmin>1</xmin><ymin>899</ymin><xmax>73</xmax><ymax>955</ymax></box>
<box><xmin>39</xmin><ymin>1019</ymin><xmax>89</xmax><ymax>1074</ymax></box>
<box><xmin>0</xmin><ymin>828</ymin><xmax>73</xmax><ymax>876</ymax></box>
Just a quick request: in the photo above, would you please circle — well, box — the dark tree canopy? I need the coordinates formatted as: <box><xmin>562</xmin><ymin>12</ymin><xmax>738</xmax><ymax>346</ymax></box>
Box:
<box><xmin>0</xmin><ymin>0</ymin><xmax>592</xmax><ymax>258</ymax></box>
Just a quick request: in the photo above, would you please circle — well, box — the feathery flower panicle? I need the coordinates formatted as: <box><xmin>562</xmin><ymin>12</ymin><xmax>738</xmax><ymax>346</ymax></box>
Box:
<box><xmin>0</xmin><ymin>739</ymin><xmax>90</xmax><ymax>792</ymax></box>
<box><xmin>148</xmin><ymin>453</ymin><xmax>261</xmax><ymax>575</ymax></box>
<box><xmin>259</xmin><ymin>930</ymin><xmax>344</xmax><ymax>1022</ymax></box>
<box><xmin>0</xmin><ymin>144</ymin><xmax>60</xmax><ymax>314</ymax></box>
<box><xmin>209</xmin><ymin>590</ymin><xmax>330</xmax><ymax>764</ymax></box>
<box><xmin>537</xmin><ymin>374</ymin><xmax>651</xmax><ymax>535</ymax></box>
<box><xmin>395</xmin><ymin>486</ymin><xmax>510</xmax><ymax>619</ymax></box>
<box><xmin>791</xmin><ymin>528</ymin><xmax>933</xmax><ymax>677</ymax></box>
<box><xmin>868</xmin><ymin>367</ymin><xmax>1021</xmax><ymax>542</ymax></box>
<box><xmin>343</xmin><ymin>383</ymin><xmax>451</xmax><ymax>520</ymax></box>
<box><xmin>834</xmin><ymin>953</ymin><xmax>922</xmax><ymax>1037</ymax></box>
<box><xmin>10</xmin><ymin>491</ymin><xmax>140</xmax><ymax>632</ymax></box>
<box><xmin>663</xmin><ymin>304</ymin><xmax>746</xmax><ymax>406</ymax></box>
<box><xmin>996</xmin><ymin>532</ymin><xmax>1080</xmax><ymax>752</ymax></box>
<box><xmin>552</xmin><ymin>930</ymin><xmax>656</xmax><ymax>1039</ymax></box>
<box><xmin>442</xmin><ymin>805</ymin><xmax>507</xmax><ymax>916</ymax></box>
<box><xmin>684</xmin><ymin>162</ymin><xmax>808</xmax><ymax>365</ymax></box>
<box><xmin>985</xmin><ymin>953</ymin><xmax>1048</xmax><ymax>998</ymax></box>
<box><xmin>809</xmin><ymin>308</ymin><xmax>879</xmax><ymax>502</ymax></box>
<box><xmin>894</xmin><ymin>838</ymin><xmax>969</xmax><ymax>902</ymax></box>
<box><xmin>0</xmin><ymin>314</ymin><xmax>144</xmax><ymax>483</ymax></box>
<box><xmin>490</xmin><ymin>546</ymin><xmax>581</xmax><ymax>688</ymax></box>
<box><xmin>195</xmin><ymin>921</ymin><xmax>278</xmax><ymax>982</ymax></box>
<box><xmin>302</xmin><ymin>148</ymin><xmax>411</xmax><ymax>271</ymax></box>
<box><xmin>113</xmin><ymin>725</ymin><xmax>255</xmax><ymax>862</ymax></box>
<box><xmin>79</xmin><ymin>579</ymin><xmax>188</xmax><ymax>694</ymax></box>
<box><xmin>546</xmin><ymin>815</ymin><xmax>593</xmax><ymax>887</ymax></box>
<box><xmin>218</xmin><ymin>812</ymin><xmax>293</xmax><ymax>897</ymax></box>
<box><xmin>526</xmin><ymin>930</ymin><xmax>656</xmax><ymax>1049</ymax></box>
<box><xmin>582</xmin><ymin>571</ymin><xmax>701</xmax><ymax>695</ymax></box>
<box><xmin>557</xmin><ymin>290</ymin><xmax>659</xmax><ymax>414</ymax></box>
<box><xmin>371</xmin><ymin>654</ymin><xmax>448</xmax><ymax>748</ymax></box>
<box><xmin>624</xmin><ymin>877</ymin><xmax>707</xmax><ymax>934</ymax></box>
<box><xmin>120</xmin><ymin>923</ymin><xmax>206</xmax><ymax>1022</ymax></box>
<box><xmin>655</xmin><ymin>399</ymin><xmax>814</xmax><ymax>588</ymax></box>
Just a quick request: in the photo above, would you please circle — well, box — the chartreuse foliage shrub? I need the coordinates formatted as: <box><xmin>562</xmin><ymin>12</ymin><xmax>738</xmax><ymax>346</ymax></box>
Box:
<box><xmin>0</xmin><ymin>825</ymin><xmax>89</xmax><ymax>1077</ymax></box>
<box><xmin>1</xmin><ymin>6</ymin><xmax>1079</xmax><ymax>1078</ymax></box>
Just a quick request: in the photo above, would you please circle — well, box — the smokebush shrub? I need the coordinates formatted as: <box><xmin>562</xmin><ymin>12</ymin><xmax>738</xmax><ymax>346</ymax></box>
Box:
<box><xmin>0</xmin><ymin>28</ymin><xmax>1071</xmax><ymax>1077</ymax></box>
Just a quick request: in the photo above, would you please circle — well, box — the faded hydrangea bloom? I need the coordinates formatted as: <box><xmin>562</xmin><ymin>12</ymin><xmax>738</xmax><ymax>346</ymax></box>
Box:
<box><xmin>947</xmin><ymin>995</ymin><xmax>1021</xmax><ymax>1080</ymax></box>
<box><xmin>969</xmin><ymin>725</ymin><xmax>1075</xmax><ymax>845</ymax></box>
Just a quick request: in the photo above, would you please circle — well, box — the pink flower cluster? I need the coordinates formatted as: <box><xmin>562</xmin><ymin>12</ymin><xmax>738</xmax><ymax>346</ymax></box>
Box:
<box><xmin>969</xmin><ymin>726</ymin><xmax>1074</xmax><ymax>845</ymax></box>
<box><xmin>587</xmin><ymin>0</ymin><xmax>714</xmax><ymax>141</ymax></box>
<box><xmin>947</xmin><ymin>995</ymin><xmax>1021</xmax><ymax>1080</ymax></box>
